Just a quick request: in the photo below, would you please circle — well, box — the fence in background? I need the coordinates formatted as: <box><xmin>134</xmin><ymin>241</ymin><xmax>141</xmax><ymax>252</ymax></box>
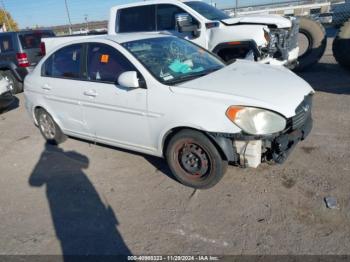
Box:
<box><xmin>225</xmin><ymin>0</ymin><xmax>350</xmax><ymax>25</ymax></box>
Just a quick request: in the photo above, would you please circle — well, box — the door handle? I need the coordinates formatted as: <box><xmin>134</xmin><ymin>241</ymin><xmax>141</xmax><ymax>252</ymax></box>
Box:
<box><xmin>83</xmin><ymin>90</ymin><xmax>98</xmax><ymax>97</ymax></box>
<box><xmin>41</xmin><ymin>84</ymin><xmax>52</xmax><ymax>90</ymax></box>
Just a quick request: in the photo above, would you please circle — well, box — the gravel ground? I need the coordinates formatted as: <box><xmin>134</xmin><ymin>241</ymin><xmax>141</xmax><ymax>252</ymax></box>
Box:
<box><xmin>0</xmin><ymin>38</ymin><xmax>349</xmax><ymax>256</ymax></box>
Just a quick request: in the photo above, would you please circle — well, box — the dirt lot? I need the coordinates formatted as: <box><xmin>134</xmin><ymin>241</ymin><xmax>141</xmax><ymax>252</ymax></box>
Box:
<box><xmin>0</xmin><ymin>38</ymin><xmax>349</xmax><ymax>256</ymax></box>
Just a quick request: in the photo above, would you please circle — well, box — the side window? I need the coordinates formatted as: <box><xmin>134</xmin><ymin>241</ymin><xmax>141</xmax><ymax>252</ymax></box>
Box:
<box><xmin>157</xmin><ymin>4</ymin><xmax>190</xmax><ymax>31</ymax></box>
<box><xmin>42</xmin><ymin>44</ymin><xmax>82</xmax><ymax>79</ymax></box>
<box><xmin>0</xmin><ymin>35</ymin><xmax>14</xmax><ymax>53</ymax></box>
<box><xmin>117</xmin><ymin>5</ymin><xmax>156</xmax><ymax>33</ymax></box>
<box><xmin>87</xmin><ymin>43</ymin><xmax>135</xmax><ymax>83</ymax></box>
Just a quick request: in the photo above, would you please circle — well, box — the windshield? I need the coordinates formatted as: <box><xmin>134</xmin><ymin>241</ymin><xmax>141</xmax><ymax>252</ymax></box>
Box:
<box><xmin>19</xmin><ymin>31</ymin><xmax>54</xmax><ymax>49</ymax></box>
<box><xmin>122</xmin><ymin>37</ymin><xmax>225</xmax><ymax>85</ymax></box>
<box><xmin>185</xmin><ymin>1</ymin><xmax>230</xmax><ymax>21</ymax></box>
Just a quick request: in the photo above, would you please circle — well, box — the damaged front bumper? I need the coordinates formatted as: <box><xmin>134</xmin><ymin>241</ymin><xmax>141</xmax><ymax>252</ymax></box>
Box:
<box><xmin>259</xmin><ymin>46</ymin><xmax>299</xmax><ymax>68</ymax></box>
<box><xmin>209</xmin><ymin>95</ymin><xmax>313</xmax><ymax>168</ymax></box>
<box><xmin>260</xmin><ymin>17</ymin><xmax>300</xmax><ymax>69</ymax></box>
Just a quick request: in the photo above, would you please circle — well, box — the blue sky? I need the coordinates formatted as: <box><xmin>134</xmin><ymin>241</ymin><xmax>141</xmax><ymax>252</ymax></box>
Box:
<box><xmin>4</xmin><ymin>0</ymin><xmax>285</xmax><ymax>28</ymax></box>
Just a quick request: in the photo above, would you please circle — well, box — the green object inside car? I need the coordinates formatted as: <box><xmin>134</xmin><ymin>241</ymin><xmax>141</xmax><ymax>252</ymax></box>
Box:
<box><xmin>169</xmin><ymin>59</ymin><xmax>204</xmax><ymax>74</ymax></box>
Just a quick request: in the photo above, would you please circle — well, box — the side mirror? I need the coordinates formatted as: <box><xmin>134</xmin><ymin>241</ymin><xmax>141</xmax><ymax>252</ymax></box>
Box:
<box><xmin>175</xmin><ymin>13</ymin><xmax>199</xmax><ymax>36</ymax></box>
<box><xmin>118</xmin><ymin>71</ymin><xmax>139</xmax><ymax>89</ymax></box>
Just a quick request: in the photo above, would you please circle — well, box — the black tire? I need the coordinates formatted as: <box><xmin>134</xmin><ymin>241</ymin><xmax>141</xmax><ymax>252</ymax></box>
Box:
<box><xmin>36</xmin><ymin>108</ymin><xmax>66</xmax><ymax>145</ymax></box>
<box><xmin>333</xmin><ymin>19</ymin><xmax>350</xmax><ymax>69</ymax></box>
<box><xmin>1</xmin><ymin>70</ymin><xmax>23</xmax><ymax>94</ymax></box>
<box><xmin>294</xmin><ymin>17</ymin><xmax>327</xmax><ymax>72</ymax></box>
<box><xmin>165</xmin><ymin>129</ymin><xmax>227</xmax><ymax>189</ymax></box>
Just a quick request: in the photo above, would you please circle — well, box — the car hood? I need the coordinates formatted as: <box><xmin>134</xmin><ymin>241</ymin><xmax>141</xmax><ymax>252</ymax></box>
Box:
<box><xmin>171</xmin><ymin>60</ymin><xmax>314</xmax><ymax>118</ymax></box>
<box><xmin>221</xmin><ymin>15</ymin><xmax>292</xmax><ymax>28</ymax></box>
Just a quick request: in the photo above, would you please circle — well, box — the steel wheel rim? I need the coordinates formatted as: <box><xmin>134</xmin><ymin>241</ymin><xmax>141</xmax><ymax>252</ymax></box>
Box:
<box><xmin>175</xmin><ymin>141</ymin><xmax>211</xmax><ymax>180</ymax></box>
<box><xmin>39</xmin><ymin>113</ymin><xmax>56</xmax><ymax>139</ymax></box>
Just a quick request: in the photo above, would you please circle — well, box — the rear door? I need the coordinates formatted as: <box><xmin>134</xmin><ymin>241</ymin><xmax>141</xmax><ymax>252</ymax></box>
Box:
<box><xmin>18</xmin><ymin>31</ymin><xmax>55</xmax><ymax>66</ymax></box>
<box><xmin>40</xmin><ymin>44</ymin><xmax>88</xmax><ymax>136</ymax></box>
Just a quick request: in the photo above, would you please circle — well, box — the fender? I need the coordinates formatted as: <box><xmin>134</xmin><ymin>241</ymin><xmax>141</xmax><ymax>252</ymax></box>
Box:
<box><xmin>158</xmin><ymin>124</ymin><xmax>238</xmax><ymax>163</ymax></box>
<box><xmin>32</xmin><ymin>102</ymin><xmax>64</xmax><ymax>130</ymax></box>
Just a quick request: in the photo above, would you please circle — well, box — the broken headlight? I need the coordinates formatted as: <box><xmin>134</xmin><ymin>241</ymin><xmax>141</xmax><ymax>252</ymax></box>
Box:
<box><xmin>226</xmin><ymin>106</ymin><xmax>287</xmax><ymax>135</ymax></box>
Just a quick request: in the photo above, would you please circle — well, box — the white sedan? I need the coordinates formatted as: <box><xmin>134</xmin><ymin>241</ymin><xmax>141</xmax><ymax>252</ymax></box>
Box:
<box><xmin>24</xmin><ymin>34</ymin><xmax>314</xmax><ymax>189</ymax></box>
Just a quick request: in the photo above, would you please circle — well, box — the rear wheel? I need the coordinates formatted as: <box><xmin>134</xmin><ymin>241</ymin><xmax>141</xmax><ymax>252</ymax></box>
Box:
<box><xmin>333</xmin><ymin>19</ymin><xmax>350</xmax><ymax>69</ymax></box>
<box><xmin>294</xmin><ymin>17</ymin><xmax>327</xmax><ymax>71</ymax></box>
<box><xmin>36</xmin><ymin>108</ymin><xmax>66</xmax><ymax>145</ymax></box>
<box><xmin>165</xmin><ymin>130</ymin><xmax>227</xmax><ymax>189</ymax></box>
<box><xmin>1</xmin><ymin>70</ymin><xmax>23</xmax><ymax>94</ymax></box>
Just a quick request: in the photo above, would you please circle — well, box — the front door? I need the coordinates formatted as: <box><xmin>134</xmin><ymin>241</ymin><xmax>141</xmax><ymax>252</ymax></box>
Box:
<box><xmin>156</xmin><ymin>4</ymin><xmax>207</xmax><ymax>48</ymax></box>
<box><xmin>81</xmin><ymin>42</ymin><xmax>151</xmax><ymax>151</ymax></box>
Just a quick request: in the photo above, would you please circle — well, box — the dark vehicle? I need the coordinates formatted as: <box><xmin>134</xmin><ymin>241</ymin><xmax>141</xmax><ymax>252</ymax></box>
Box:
<box><xmin>0</xmin><ymin>30</ymin><xmax>55</xmax><ymax>94</ymax></box>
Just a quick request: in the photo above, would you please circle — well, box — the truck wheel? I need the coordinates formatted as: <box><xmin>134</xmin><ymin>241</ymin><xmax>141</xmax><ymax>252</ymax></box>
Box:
<box><xmin>294</xmin><ymin>17</ymin><xmax>327</xmax><ymax>71</ymax></box>
<box><xmin>1</xmin><ymin>70</ymin><xmax>23</xmax><ymax>94</ymax></box>
<box><xmin>165</xmin><ymin>129</ymin><xmax>227</xmax><ymax>189</ymax></box>
<box><xmin>36</xmin><ymin>108</ymin><xmax>66</xmax><ymax>145</ymax></box>
<box><xmin>333</xmin><ymin>19</ymin><xmax>350</xmax><ymax>69</ymax></box>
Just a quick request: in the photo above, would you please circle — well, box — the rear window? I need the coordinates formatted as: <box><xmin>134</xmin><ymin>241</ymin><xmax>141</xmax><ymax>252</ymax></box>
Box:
<box><xmin>19</xmin><ymin>32</ymin><xmax>54</xmax><ymax>49</ymax></box>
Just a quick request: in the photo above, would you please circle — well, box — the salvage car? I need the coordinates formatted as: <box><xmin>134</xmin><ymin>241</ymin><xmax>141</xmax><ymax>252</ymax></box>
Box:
<box><xmin>24</xmin><ymin>34</ymin><xmax>314</xmax><ymax>189</ymax></box>
<box><xmin>108</xmin><ymin>0</ymin><xmax>300</xmax><ymax>68</ymax></box>
<box><xmin>0</xmin><ymin>75</ymin><xmax>13</xmax><ymax>110</ymax></box>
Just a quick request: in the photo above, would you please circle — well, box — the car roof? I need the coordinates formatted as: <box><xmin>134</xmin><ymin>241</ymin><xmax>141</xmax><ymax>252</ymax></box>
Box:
<box><xmin>110</xmin><ymin>0</ymin><xmax>199</xmax><ymax>10</ymax></box>
<box><xmin>104</xmin><ymin>33</ymin><xmax>172</xmax><ymax>44</ymax></box>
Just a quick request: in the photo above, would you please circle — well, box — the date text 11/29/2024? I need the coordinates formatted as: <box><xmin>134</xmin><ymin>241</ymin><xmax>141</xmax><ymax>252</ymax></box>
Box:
<box><xmin>128</xmin><ymin>255</ymin><xmax>220</xmax><ymax>261</ymax></box>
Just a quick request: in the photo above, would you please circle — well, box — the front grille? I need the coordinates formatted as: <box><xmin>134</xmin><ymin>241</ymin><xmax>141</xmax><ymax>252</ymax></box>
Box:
<box><xmin>288</xmin><ymin>94</ymin><xmax>313</xmax><ymax>130</ymax></box>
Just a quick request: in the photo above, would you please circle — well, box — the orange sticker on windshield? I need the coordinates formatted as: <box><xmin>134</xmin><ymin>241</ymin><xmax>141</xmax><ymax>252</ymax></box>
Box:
<box><xmin>100</xmin><ymin>54</ymin><xmax>109</xmax><ymax>63</ymax></box>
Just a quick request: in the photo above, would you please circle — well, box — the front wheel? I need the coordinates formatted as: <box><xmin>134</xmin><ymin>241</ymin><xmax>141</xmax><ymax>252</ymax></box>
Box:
<box><xmin>165</xmin><ymin>130</ymin><xmax>227</xmax><ymax>189</ymax></box>
<box><xmin>36</xmin><ymin>108</ymin><xmax>66</xmax><ymax>145</ymax></box>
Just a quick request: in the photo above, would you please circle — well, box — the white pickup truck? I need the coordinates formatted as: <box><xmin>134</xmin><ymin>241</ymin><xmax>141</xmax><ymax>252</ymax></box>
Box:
<box><xmin>108</xmin><ymin>0</ymin><xmax>300</xmax><ymax>68</ymax></box>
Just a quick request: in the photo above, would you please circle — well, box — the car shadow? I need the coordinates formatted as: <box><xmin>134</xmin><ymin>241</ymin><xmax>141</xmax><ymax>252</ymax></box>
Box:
<box><xmin>70</xmin><ymin>137</ymin><xmax>178</xmax><ymax>183</ymax></box>
<box><xmin>297</xmin><ymin>62</ymin><xmax>350</xmax><ymax>95</ymax></box>
<box><xmin>28</xmin><ymin>143</ymin><xmax>132</xmax><ymax>260</ymax></box>
<box><xmin>0</xmin><ymin>96</ymin><xmax>19</xmax><ymax>114</ymax></box>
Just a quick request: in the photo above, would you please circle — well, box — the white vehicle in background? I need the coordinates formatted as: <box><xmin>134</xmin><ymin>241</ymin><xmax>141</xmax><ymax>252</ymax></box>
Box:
<box><xmin>108</xmin><ymin>0</ymin><xmax>300</xmax><ymax>68</ymax></box>
<box><xmin>0</xmin><ymin>76</ymin><xmax>13</xmax><ymax>110</ymax></box>
<box><xmin>25</xmin><ymin>34</ymin><xmax>314</xmax><ymax>189</ymax></box>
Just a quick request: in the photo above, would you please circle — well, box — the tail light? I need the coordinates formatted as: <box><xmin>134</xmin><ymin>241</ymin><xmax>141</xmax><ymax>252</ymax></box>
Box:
<box><xmin>16</xmin><ymin>53</ymin><xmax>30</xmax><ymax>67</ymax></box>
<box><xmin>40</xmin><ymin>42</ymin><xmax>46</xmax><ymax>56</ymax></box>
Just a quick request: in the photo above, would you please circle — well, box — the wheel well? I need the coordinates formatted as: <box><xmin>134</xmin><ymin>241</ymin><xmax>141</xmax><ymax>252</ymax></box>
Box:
<box><xmin>213</xmin><ymin>41</ymin><xmax>259</xmax><ymax>62</ymax></box>
<box><xmin>162</xmin><ymin>127</ymin><xmax>228</xmax><ymax>161</ymax></box>
<box><xmin>34</xmin><ymin>106</ymin><xmax>45</xmax><ymax>123</ymax></box>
